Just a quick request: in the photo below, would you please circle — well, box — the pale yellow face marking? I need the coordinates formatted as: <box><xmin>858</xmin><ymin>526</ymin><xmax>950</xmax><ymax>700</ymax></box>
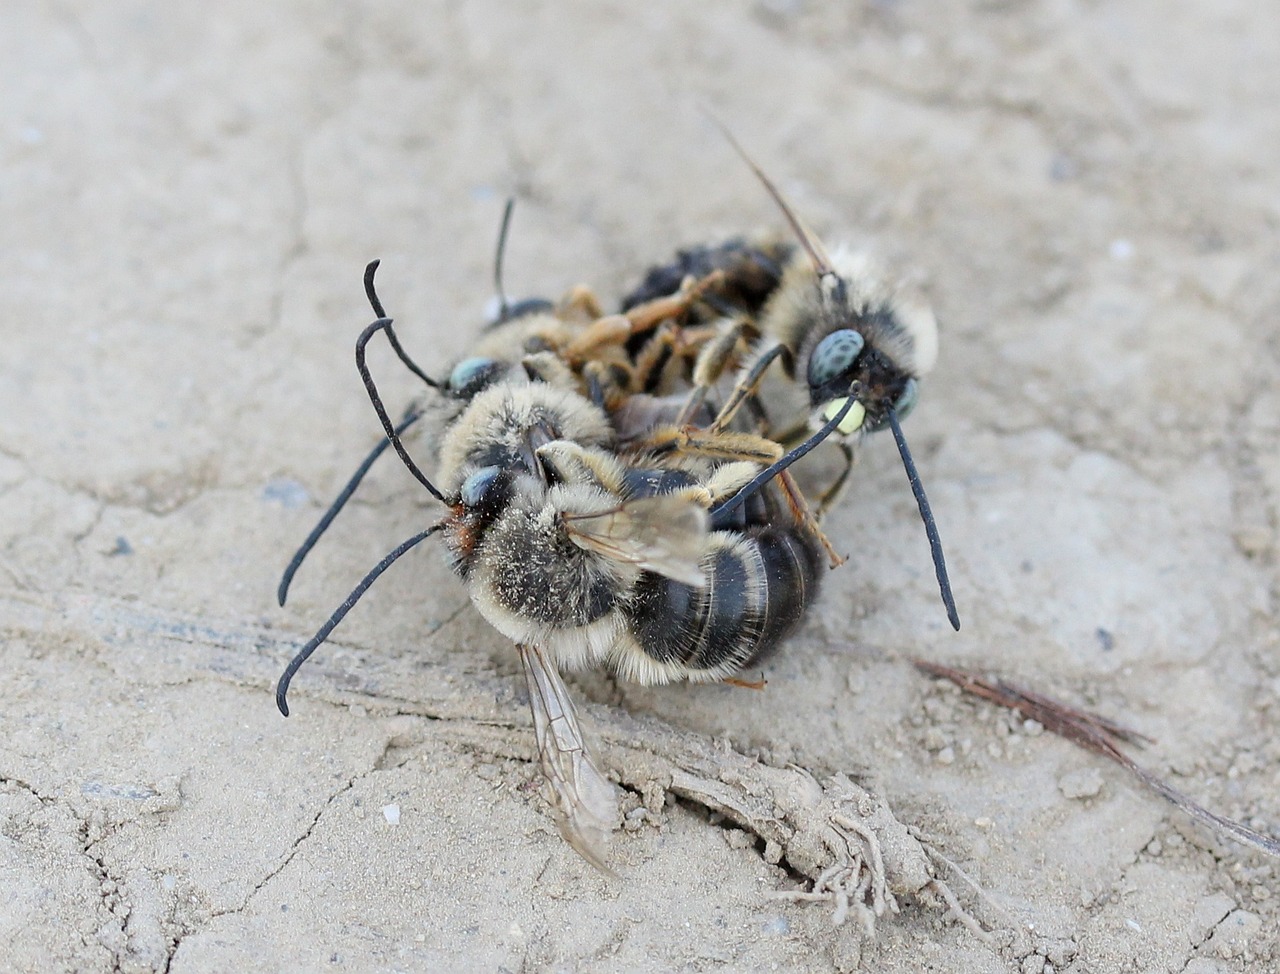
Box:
<box><xmin>822</xmin><ymin>398</ymin><xmax>866</xmax><ymax>435</ymax></box>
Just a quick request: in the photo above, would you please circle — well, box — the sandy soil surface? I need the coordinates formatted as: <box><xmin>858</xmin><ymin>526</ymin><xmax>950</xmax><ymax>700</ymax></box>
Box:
<box><xmin>3</xmin><ymin>2</ymin><xmax>1278</xmax><ymax>971</ymax></box>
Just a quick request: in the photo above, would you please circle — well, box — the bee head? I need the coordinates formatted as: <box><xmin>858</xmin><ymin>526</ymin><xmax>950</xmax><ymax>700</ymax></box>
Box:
<box><xmin>441</xmin><ymin>463</ymin><xmax>519</xmax><ymax>567</ymax></box>
<box><xmin>459</xmin><ymin>464</ymin><xmax>516</xmax><ymax>520</ymax></box>
<box><xmin>447</xmin><ymin>357</ymin><xmax>505</xmax><ymax>399</ymax></box>
<box><xmin>807</xmin><ymin>327</ymin><xmax>919</xmax><ymax>437</ymax></box>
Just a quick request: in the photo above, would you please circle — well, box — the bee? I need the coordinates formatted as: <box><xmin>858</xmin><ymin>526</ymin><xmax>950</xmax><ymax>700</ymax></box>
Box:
<box><xmin>616</xmin><ymin>131</ymin><xmax>958</xmax><ymax>630</ymax></box>
<box><xmin>526</xmin><ymin>439</ymin><xmax>826</xmax><ymax>686</ymax></box>
<box><xmin>276</xmin><ymin>203</ymin><xmax>781</xmax><ymax>609</ymax></box>
<box><xmin>276</xmin><ymin>262</ymin><xmax>832</xmax><ymax>870</ymax></box>
<box><xmin>622</xmin><ymin>237</ymin><xmax>936</xmax><ymax>445</ymax></box>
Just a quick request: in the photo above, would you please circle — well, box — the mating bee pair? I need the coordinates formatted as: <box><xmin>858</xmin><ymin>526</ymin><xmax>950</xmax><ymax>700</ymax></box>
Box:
<box><xmin>274</xmin><ymin>149</ymin><xmax>956</xmax><ymax>869</ymax></box>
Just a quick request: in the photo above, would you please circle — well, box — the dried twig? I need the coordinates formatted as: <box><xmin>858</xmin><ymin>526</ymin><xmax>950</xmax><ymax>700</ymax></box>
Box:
<box><xmin>913</xmin><ymin>659</ymin><xmax>1280</xmax><ymax>859</ymax></box>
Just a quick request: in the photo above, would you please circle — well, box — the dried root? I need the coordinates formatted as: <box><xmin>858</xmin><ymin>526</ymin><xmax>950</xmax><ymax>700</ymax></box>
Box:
<box><xmin>440</xmin><ymin>705</ymin><xmax>934</xmax><ymax>935</ymax></box>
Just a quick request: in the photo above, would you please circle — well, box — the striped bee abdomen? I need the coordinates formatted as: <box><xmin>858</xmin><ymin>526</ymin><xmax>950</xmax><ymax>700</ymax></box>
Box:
<box><xmin>751</xmin><ymin>526</ymin><xmax>825</xmax><ymax>654</ymax></box>
<box><xmin>626</xmin><ymin>524</ymin><xmax>823</xmax><ymax>681</ymax></box>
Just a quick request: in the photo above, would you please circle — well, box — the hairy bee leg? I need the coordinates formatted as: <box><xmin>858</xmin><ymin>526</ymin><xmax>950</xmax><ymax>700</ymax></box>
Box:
<box><xmin>777</xmin><ymin>469</ymin><xmax>845</xmax><ymax>568</ymax></box>
<box><xmin>815</xmin><ymin>441</ymin><xmax>857</xmax><ymax>520</ymax></box>
<box><xmin>557</xmin><ymin>284</ymin><xmax>606</xmax><ymax>322</ymax></box>
<box><xmin>674</xmin><ymin>385</ymin><xmax>710</xmax><ymax>429</ymax></box>
<box><xmin>518</xmin><ymin>644</ymin><xmax>618</xmax><ymax>875</ymax></box>
<box><xmin>562</xmin><ymin>314</ymin><xmax>633</xmax><ymax>363</ymax></box>
<box><xmin>565</xmin><ymin>294</ymin><xmax>716</xmax><ymax>371</ymax></box>
<box><xmin>631</xmin><ymin>322</ymin><xmax>719</xmax><ymax>396</ymax></box>
<box><xmin>707</xmin><ymin>340</ymin><xmax>787</xmax><ymax>435</ymax></box>
<box><xmin>637</xmin><ymin>425</ymin><xmax>784</xmax><ymax>465</ymax></box>
<box><xmin>709</xmin><ymin>395</ymin><xmax>858</xmax><ymax>524</ymax></box>
<box><xmin>682</xmin><ymin>428</ymin><xmax>783</xmax><ymax>463</ymax></box>
<box><xmin>622</xmin><ymin>269</ymin><xmax>728</xmax><ymax>338</ymax></box>
<box><xmin>674</xmin><ymin>318</ymin><xmax>753</xmax><ymax>428</ymax></box>
<box><xmin>632</xmin><ymin>324</ymin><xmax>678</xmax><ymax>394</ymax></box>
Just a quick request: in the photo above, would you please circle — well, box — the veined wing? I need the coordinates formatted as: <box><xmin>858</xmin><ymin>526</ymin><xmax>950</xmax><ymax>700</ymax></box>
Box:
<box><xmin>518</xmin><ymin>643</ymin><xmax>618</xmax><ymax>874</ymax></box>
<box><xmin>562</xmin><ymin>494</ymin><xmax>708</xmax><ymax>587</ymax></box>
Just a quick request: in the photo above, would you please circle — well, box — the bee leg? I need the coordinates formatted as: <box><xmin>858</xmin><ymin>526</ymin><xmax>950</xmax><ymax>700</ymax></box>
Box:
<box><xmin>562</xmin><ymin>313</ymin><xmax>633</xmax><ymax>363</ymax></box>
<box><xmin>581</xmin><ymin>361</ymin><xmax>610</xmax><ymax>409</ymax></box>
<box><xmin>815</xmin><ymin>441</ymin><xmax>857</xmax><ymax>520</ymax></box>
<box><xmin>723</xmin><ymin>674</ymin><xmax>767</xmax><ymax>690</ymax></box>
<box><xmin>743</xmin><ymin>393</ymin><xmax>774</xmax><ymax>438</ymax></box>
<box><xmin>631</xmin><ymin>321</ymin><xmax>715</xmax><ymax>395</ymax></box>
<box><xmin>557</xmin><ymin>284</ymin><xmax>605</xmax><ymax>322</ymax></box>
<box><xmin>622</xmin><ymin>268</ymin><xmax>728</xmax><ymax>339</ymax></box>
<box><xmin>630</xmin><ymin>323</ymin><xmax>677</xmax><ymax>392</ymax></box>
<box><xmin>637</xmin><ymin>425</ymin><xmax>783</xmax><ymax>465</ymax></box>
<box><xmin>777</xmin><ymin>468</ymin><xmax>846</xmax><ymax>568</ymax></box>
<box><xmin>771</xmin><ymin>416</ymin><xmax>810</xmax><ymax>449</ymax></box>
<box><xmin>674</xmin><ymin>383</ymin><xmax>710</xmax><ymax>429</ymax></box>
<box><xmin>683</xmin><ymin>428</ymin><xmax>782</xmax><ymax>463</ymax></box>
<box><xmin>709</xmin><ymin>394</ymin><xmax>860</xmax><ymax>526</ymax></box>
<box><xmin>708</xmin><ymin>340</ymin><xmax>787</xmax><ymax>434</ymax></box>
<box><xmin>674</xmin><ymin>318</ymin><xmax>753</xmax><ymax>427</ymax></box>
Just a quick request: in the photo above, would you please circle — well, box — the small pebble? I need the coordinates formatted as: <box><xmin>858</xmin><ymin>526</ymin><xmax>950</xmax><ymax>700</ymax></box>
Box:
<box><xmin>724</xmin><ymin>828</ymin><xmax>753</xmax><ymax>850</ymax></box>
<box><xmin>382</xmin><ymin>804</ymin><xmax>400</xmax><ymax>825</ymax></box>
<box><xmin>1058</xmin><ymin>767</ymin><xmax>1104</xmax><ymax>799</ymax></box>
<box><xmin>1206</xmin><ymin>909</ymin><xmax>1261</xmax><ymax>958</ymax></box>
<box><xmin>762</xmin><ymin>915</ymin><xmax>790</xmax><ymax>936</ymax></box>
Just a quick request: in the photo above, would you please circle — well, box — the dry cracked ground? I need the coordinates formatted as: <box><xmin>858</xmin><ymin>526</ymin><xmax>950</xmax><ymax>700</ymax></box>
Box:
<box><xmin>2</xmin><ymin>2</ymin><xmax>1278</xmax><ymax>972</ymax></box>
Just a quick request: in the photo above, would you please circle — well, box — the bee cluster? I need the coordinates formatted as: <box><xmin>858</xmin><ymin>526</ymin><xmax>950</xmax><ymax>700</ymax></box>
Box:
<box><xmin>275</xmin><ymin>150</ymin><xmax>956</xmax><ymax>870</ymax></box>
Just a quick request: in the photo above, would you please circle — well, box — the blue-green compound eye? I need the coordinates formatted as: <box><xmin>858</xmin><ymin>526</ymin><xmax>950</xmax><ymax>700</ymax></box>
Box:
<box><xmin>808</xmin><ymin>330</ymin><xmax>865</xmax><ymax>389</ymax></box>
<box><xmin>461</xmin><ymin>465</ymin><xmax>503</xmax><ymax>508</ymax></box>
<box><xmin>448</xmin><ymin>357</ymin><xmax>501</xmax><ymax>397</ymax></box>
<box><xmin>866</xmin><ymin>378</ymin><xmax>920</xmax><ymax>432</ymax></box>
<box><xmin>894</xmin><ymin>377</ymin><xmax>919</xmax><ymax>421</ymax></box>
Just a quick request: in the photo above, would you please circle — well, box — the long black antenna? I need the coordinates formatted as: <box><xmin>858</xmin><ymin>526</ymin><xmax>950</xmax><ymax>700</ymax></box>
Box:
<box><xmin>493</xmin><ymin>198</ymin><xmax>516</xmax><ymax>322</ymax></box>
<box><xmin>277</xmin><ymin>406</ymin><xmax>424</xmax><ymax>607</ymax></box>
<box><xmin>276</xmin><ymin>524</ymin><xmax>444</xmax><ymax>716</ymax></box>
<box><xmin>363</xmin><ymin>260</ymin><xmax>442</xmax><ymax>389</ymax></box>
<box><xmin>709</xmin><ymin>396</ymin><xmax>856</xmax><ymax>524</ymax></box>
<box><xmin>887</xmin><ymin>410</ymin><xmax>959</xmax><ymax>631</ymax></box>
<box><xmin>355</xmin><ymin>318</ymin><xmax>447</xmax><ymax>503</ymax></box>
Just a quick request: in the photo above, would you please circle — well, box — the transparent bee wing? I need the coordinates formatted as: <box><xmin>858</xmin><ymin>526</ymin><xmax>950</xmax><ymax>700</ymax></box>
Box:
<box><xmin>562</xmin><ymin>495</ymin><xmax>708</xmax><ymax>587</ymax></box>
<box><xmin>518</xmin><ymin>643</ymin><xmax>619</xmax><ymax>875</ymax></box>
